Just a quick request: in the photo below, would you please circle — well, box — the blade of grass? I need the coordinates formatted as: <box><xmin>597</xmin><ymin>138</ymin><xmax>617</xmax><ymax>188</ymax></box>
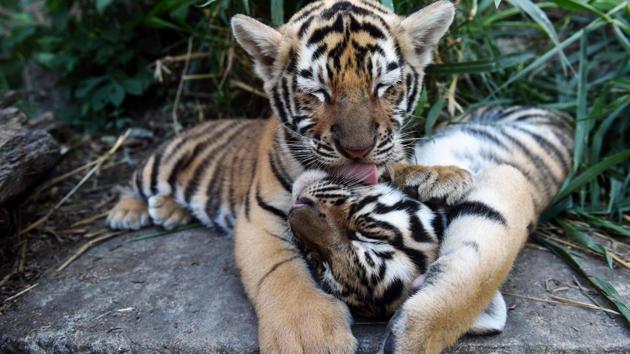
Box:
<box><xmin>424</xmin><ymin>96</ymin><xmax>445</xmax><ymax>139</ymax></box>
<box><xmin>507</xmin><ymin>0</ymin><xmax>571</xmax><ymax>71</ymax></box>
<box><xmin>552</xmin><ymin>149</ymin><xmax>630</xmax><ymax>204</ymax></box>
<box><xmin>270</xmin><ymin>0</ymin><xmax>284</xmax><ymax>26</ymax></box>
<box><xmin>576</xmin><ymin>212</ymin><xmax>630</xmax><ymax>238</ymax></box>
<box><xmin>556</xmin><ymin>218</ymin><xmax>613</xmax><ymax>268</ymax></box>
<box><xmin>426</xmin><ymin>53</ymin><xmax>534</xmax><ymax>75</ymax></box>
<box><xmin>128</xmin><ymin>223</ymin><xmax>203</xmax><ymax>242</ymax></box>
<box><xmin>494</xmin><ymin>1</ymin><xmax>626</xmax><ymax>93</ymax></box>
<box><xmin>550</xmin><ymin>0</ymin><xmax>630</xmax><ymax>32</ymax></box>
<box><xmin>380</xmin><ymin>0</ymin><xmax>394</xmax><ymax>10</ymax></box>
<box><xmin>534</xmin><ymin>235</ymin><xmax>630</xmax><ymax>325</ymax></box>
<box><xmin>242</xmin><ymin>0</ymin><xmax>250</xmax><ymax>15</ymax></box>
<box><xmin>592</xmin><ymin>97</ymin><xmax>630</xmax><ymax>161</ymax></box>
<box><xmin>573</xmin><ymin>32</ymin><xmax>590</xmax><ymax>169</ymax></box>
<box><xmin>404</xmin><ymin>88</ymin><xmax>427</xmax><ymax>131</ymax></box>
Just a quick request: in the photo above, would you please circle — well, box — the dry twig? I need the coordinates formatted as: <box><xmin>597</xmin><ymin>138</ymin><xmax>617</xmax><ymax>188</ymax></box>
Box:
<box><xmin>3</xmin><ymin>283</ymin><xmax>38</xmax><ymax>303</ymax></box>
<box><xmin>55</xmin><ymin>231</ymin><xmax>125</xmax><ymax>274</ymax></box>
<box><xmin>504</xmin><ymin>292</ymin><xmax>620</xmax><ymax>315</ymax></box>
<box><xmin>19</xmin><ymin>131</ymin><xmax>130</xmax><ymax>236</ymax></box>
<box><xmin>172</xmin><ymin>37</ymin><xmax>194</xmax><ymax>134</ymax></box>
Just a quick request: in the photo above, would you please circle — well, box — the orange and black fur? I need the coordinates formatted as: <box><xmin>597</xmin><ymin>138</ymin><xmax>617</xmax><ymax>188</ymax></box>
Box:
<box><xmin>107</xmin><ymin>1</ymin><xmax>572</xmax><ymax>353</ymax></box>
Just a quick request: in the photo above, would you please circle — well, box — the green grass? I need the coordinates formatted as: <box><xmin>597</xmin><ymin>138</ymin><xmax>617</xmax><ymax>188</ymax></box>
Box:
<box><xmin>2</xmin><ymin>0</ymin><xmax>629</xmax><ymax>325</ymax></box>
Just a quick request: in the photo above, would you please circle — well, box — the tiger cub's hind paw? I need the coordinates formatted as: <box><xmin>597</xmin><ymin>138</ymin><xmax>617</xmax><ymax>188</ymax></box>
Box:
<box><xmin>148</xmin><ymin>195</ymin><xmax>192</xmax><ymax>230</ymax></box>
<box><xmin>389</xmin><ymin>164</ymin><xmax>474</xmax><ymax>205</ymax></box>
<box><xmin>107</xmin><ymin>193</ymin><xmax>151</xmax><ymax>230</ymax></box>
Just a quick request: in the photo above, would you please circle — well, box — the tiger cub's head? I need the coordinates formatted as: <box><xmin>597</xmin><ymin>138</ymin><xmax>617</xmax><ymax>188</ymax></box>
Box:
<box><xmin>231</xmin><ymin>0</ymin><xmax>455</xmax><ymax>167</ymax></box>
<box><xmin>288</xmin><ymin>170</ymin><xmax>443</xmax><ymax>318</ymax></box>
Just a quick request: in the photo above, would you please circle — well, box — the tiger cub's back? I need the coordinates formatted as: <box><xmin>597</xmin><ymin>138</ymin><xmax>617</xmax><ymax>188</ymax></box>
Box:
<box><xmin>130</xmin><ymin>119</ymin><xmax>266</xmax><ymax>231</ymax></box>
<box><xmin>414</xmin><ymin>106</ymin><xmax>574</xmax><ymax>213</ymax></box>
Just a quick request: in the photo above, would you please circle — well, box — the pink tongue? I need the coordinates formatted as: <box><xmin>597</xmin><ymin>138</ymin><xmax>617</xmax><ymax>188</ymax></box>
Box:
<box><xmin>331</xmin><ymin>163</ymin><xmax>378</xmax><ymax>185</ymax></box>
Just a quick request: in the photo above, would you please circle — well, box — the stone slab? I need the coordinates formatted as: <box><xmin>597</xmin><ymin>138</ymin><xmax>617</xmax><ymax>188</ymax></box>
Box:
<box><xmin>1</xmin><ymin>228</ymin><xmax>628</xmax><ymax>353</ymax></box>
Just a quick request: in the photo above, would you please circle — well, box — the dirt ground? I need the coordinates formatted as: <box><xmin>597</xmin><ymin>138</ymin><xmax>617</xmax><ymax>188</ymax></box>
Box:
<box><xmin>0</xmin><ymin>101</ymin><xmax>232</xmax><ymax>312</ymax></box>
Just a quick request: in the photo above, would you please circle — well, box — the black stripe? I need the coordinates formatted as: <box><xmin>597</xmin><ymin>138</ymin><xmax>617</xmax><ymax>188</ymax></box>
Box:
<box><xmin>165</xmin><ymin>122</ymin><xmax>239</xmax><ymax>187</ymax></box>
<box><xmin>308</xmin><ymin>14</ymin><xmax>344</xmax><ymax>45</ymax></box>
<box><xmin>298</xmin><ymin>15</ymin><xmax>314</xmax><ymax>37</ymax></box>
<box><xmin>448</xmin><ymin>201</ymin><xmax>507</xmax><ymax>226</ymax></box>
<box><xmin>135</xmin><ymin>170</ymin><xmax>146</xmax><ymax>199</ymax></box>
<box><xmin>163</xmin><ymin>121</ymin><xmax>227</xmax><ymax>162</ymax></box>
<box><xmin>460</xmin><ymin>125</ymin><xmax>511</xmax><ymax>151</ymax></box>
<box><xmin>269</xmin><ymin>151</ymin><xmax>293</xmax><ymax>193</ymax></box>
<box><xmin>462</xmin><ymin>240</ymin><xmax>480</xmax><ymax>253</ymax></box>
<box><xmin>149</xmin><ymin>151</ymin><xmax>162</xmax><ymax>195</ymax></box>
<box><xmin>256</xmin><ymin>186</ymin><xmax>287</xmax><ymax>219</ymax></box>
<box><xmin>183</xmin><ymin>125</ymin><xmax>244</xmax><ymax>203</ymax></box>
<box><xmin>289</xmin><ymin>3</ymin><xmax>324</xmax><ymax>23</ymax></box>
<box><xmin>405</xmin><ymin>71</ymin><xmax>419</xmax><ymax>113</ymax></box>
<box><xmin>510</xmin><ymin>124</ymin><xmax>571</xmax><ymax>173</ymax></box>
<box><xmin>499</xmin><ymin>126</ymin><xmax>560</xmax><ymax>188</ymax></box>
<box><xmin>257</xmin><ymin>255</ymin><xmax>301</xmax><ymax>290</ymax></box>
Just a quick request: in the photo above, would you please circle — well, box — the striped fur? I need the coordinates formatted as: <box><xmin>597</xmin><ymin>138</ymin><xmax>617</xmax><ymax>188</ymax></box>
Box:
<box><xmin>385</xmin><ymin>106</ymin><xmax>574</xmax><ymax>353</ymax></box>
<box><xmin>286</xmin><ymin>107</ymin><xmax>573</xmax><ymax>329</ymax></box>
<box><xmin>289</xmin><ymin>172</ymin><xmax>444</xmax><ymax>319</ymax></box>
<box><xmin>103</xmin><ymin>1</ymin><xmax>574</xmax><ymax>353</ymax></box>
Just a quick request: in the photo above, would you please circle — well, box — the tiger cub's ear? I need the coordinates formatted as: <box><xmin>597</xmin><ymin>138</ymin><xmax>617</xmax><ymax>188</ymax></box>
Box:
<box><xmin>231</xmin><ymin>14</ymin><xmax>282</xmax><ymax>81</ymax></box>
<box><xmin>400</xmin><ymin>0</ymin><xmax>455</xmax><ymax>68</ymax></box>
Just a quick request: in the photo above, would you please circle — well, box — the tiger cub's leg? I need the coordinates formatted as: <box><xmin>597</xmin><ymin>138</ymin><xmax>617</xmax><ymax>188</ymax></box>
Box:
<box><xmin>383</xmin><ymin>165</ymin><xmax>536</xmax><ymax>354</ymax></box>
<box><xmin>387</xmin><ymin>163</ymin><xmax>474</xmax><ymax>205</ymax></box>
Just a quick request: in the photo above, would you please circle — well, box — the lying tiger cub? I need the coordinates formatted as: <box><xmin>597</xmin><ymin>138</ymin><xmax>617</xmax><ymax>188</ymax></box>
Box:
<box><xmin>288</xmin><ymin>106</ymin><xmax>573</xmax><ymax>349</ymax></box>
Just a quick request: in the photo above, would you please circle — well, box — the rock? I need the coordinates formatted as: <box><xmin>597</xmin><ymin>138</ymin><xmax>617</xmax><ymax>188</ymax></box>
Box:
<box><xmin>0</xmin><ymin>228</ymin><xmax>628</xmax><ymax>353</ymax></box>
<box><xmin>0</xmin><ymin>107</ymin><xmax>60</xmax><ymax>205</ymax></box>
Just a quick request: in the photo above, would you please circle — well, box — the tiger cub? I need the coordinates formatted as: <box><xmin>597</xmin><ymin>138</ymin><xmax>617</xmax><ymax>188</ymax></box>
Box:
<box><xmin>288</xmin><ymin>106</ymin><xmax>573</xmax><ymax>344</ymax></box>
<box><xmin>288</xmin><ymin>170</ymin><xmax>445</xmax><ymax>319</ymax></box>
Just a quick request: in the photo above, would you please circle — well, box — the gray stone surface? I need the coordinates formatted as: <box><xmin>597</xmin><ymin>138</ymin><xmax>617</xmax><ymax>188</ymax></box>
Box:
<box><xmin>1</xmin><ymin>228</ymin><xmax>628</xmax><ymax>353</ymax></box>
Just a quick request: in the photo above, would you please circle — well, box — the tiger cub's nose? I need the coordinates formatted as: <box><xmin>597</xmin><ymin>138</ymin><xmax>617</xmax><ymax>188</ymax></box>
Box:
<box><xmin>342</xmin><ymin>146</ymin><xmax>373</xmax><ymax>159</ymax></box>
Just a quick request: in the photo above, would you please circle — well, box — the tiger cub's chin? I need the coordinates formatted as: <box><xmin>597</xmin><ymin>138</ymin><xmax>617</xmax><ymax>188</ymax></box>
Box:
<box><xmin>288</xmin><ymin>170</ymin><xmax>444</xmax><ymax>319</ymax></box>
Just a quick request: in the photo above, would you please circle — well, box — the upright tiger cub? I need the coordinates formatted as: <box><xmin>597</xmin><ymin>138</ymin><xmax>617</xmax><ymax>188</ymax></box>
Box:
<box><xmin>108</xmin><ymin>1</ymin><xmax>463</xmax><ymax>352</ymax></box>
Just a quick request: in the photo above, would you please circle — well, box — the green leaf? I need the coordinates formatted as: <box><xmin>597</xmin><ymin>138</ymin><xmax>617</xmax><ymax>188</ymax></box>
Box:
<box><xmin>271</xmin><ymin>0</ymin><xmax>284</xmax><ymax>26</ymax></box>
<box><xmin>427</xmin><ymin>53</ymin><xmax>534</xmax><ymax>75</ymax></box>
<box><xmin>381</xmin><ymin>0</ymin><xmax>394</xmax><ymax>10</ymax></box>
<box><xmin>553</xmin><ymin>150</ymin><xmax>630</xmax><ymax>204</ymax></box>
<box><xmin>96</xmin><ymin>0</ymin><xmax>113</xmax><ymax>14</ymax></box>
<box><xmin>76</xmin><ymin>77</ymin><xmax>107</xmax><ymax>98</ymax></box>
<box><xmin>34</xmin><ymin>52</ymin><xmax>57</xmax><ymax>68</ymax></box>
<box><xmin>424</xmin><ymin>96</ymin><xmax>445</xmax><ymax>139</ymax></box>
<box><xmin>109</xmin><ymin>82</ymin><xmax>125</xmax><ymax>107</ymax></box>
<box><xmin>121</xmin><ymin>79</ymin><xmax>143</xmax><ymax>95</ymax></box>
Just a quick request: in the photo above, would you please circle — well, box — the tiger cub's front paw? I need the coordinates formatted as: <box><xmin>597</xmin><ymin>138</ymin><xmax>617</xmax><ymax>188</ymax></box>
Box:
<box><xmin>107</xmin><ymin>193</ymin><xmax>151</xmax><ymax>230</ymax></box>
<box><xmin>148</xmin><ymin>195</ymin><xmax>192</xmax><ymax>230</ymax></box>
<box><xmin>388</xmin><ymin>164</ymin><xmax>473</xmax><ymax>205</ymax></box>
<box><xmin>258</xmin><ymin>292</ymin><xmax>357</xmax><ymax>354</ymax></box>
